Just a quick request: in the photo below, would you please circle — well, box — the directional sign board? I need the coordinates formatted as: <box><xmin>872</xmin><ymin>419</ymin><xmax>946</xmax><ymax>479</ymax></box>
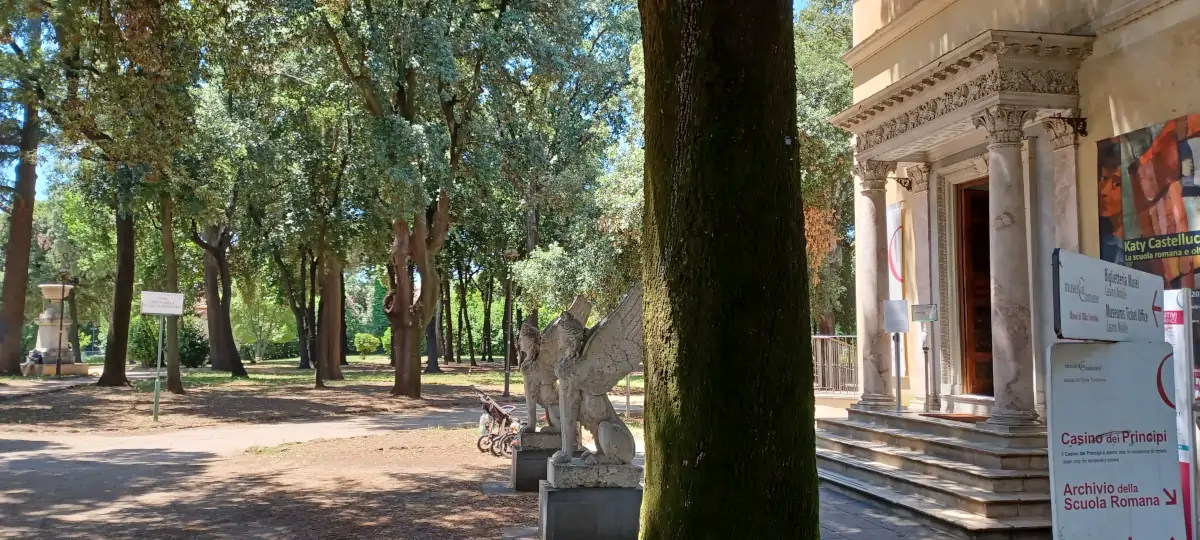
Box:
<box><xmin>1053</xmin><ymin>248</ymin><xmax>1164</xmax><ymax>342</ymax></box>
<box><xmin>141</xmin><ymin>291</ymin><xmax>185</xmax><ymax>316</ymax></box>
<box><xmin>1047</xmin><ymin>341</ymin><xmax>1187</xmax><ymax>539</ymax></box>
<box><xmin>911</xmin><ymin>304</ymin><xmax>938</xmax><ymax>322</ymax></box>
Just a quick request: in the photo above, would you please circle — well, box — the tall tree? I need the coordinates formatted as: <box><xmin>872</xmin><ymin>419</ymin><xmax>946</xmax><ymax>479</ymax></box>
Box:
<box><xmin>0</xmin><ymin>8</ymin><xmax>46</xmax><ymax>375</ymax></box>
<box><xmin>795</xmin><ymin>0</ymin><xmax>854</xmax><ymax>334</ymax></box>
<box><xmin>638</xmin><ymin>1</ymin><xmax>819</xmax><ymax>537</ymax></box>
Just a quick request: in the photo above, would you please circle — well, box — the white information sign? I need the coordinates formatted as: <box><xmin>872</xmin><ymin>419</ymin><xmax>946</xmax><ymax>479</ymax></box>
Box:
<box><xmin>1047</xmin><ymin>341</ymin><xmax>1186</xmax><ymax>539</ymax></box>
<box><xmin>883</xmin><ymin>299</ymin><xmax>910</xmax><ymax>333</ymax></box>
<box><xmin>1053</xmin><ymin>249</ymin><xmax>1164</xmax><ymax>342</ymax></box>
<box><xmin>911</xmin><ymin>304</ymin><xmax>938</xmax><ymax>323</ymax></box>
<box><xmin>141</xmin><ymin>291</ymin><xmax>185</xmax><ymax>316</ymax></box>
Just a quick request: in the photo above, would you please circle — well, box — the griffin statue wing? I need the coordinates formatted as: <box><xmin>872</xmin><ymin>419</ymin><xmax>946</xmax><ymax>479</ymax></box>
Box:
<box><xmin>576</xmin><ymin>284</ymin><xmax>643</xmax><ymax>395</ymax></box>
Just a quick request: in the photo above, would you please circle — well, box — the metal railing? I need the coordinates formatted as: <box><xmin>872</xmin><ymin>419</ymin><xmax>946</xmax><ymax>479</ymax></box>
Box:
<box><xmin>813</xmin><ymin>335</ymin><xmax>858</xmax><ymax>394</ymax></box>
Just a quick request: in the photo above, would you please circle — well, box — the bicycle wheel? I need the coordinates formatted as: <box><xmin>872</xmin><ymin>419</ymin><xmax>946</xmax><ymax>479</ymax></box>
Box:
<box><xmin>490</xmin><ymin>434</ymin><xmax>507</xmax><ymax>457</ymax></box>
<box><xmin>477</xmin><ymin>435</ymin><xmax>493</xmax><ymax>453</ymax></box>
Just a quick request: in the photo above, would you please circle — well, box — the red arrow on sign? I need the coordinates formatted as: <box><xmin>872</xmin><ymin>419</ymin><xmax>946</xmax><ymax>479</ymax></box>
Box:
<box><xmin>1164</xmin><ymin>488</ymin><xmax>1178</xmax><ymax>506</ymax></box>
<box><xmin>1153</xmin><ymin>290</ymin><xmax>1163</xmax><ymax>327</ymax></box>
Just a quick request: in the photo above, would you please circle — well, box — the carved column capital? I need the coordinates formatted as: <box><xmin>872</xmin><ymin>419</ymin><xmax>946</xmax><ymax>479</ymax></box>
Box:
<box><xmin>1043</xmin><ymin>112</ymin><xmax>1082</xmax><ymax>151</ymax></box>
<box><xmin>972</xmin><ymin>106</ymin><xmax>1036</xmax><ymax>147</ymax></box>
<box><xmin>854</xmin><ymin>160</ymin><xmax>896</xmax><ymax>192</ymax></box>
<box><xmin>906</xmin><ymin>163</ymin><xmax>931</xmax><ymax>193</ymax></box>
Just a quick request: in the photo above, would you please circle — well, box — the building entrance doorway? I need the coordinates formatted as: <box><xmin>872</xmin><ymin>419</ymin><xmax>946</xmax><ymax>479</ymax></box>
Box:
<box><xmin>956</xmin><ymin>180</ymin><xmax>993</xmax><ymax>396</ymax></box>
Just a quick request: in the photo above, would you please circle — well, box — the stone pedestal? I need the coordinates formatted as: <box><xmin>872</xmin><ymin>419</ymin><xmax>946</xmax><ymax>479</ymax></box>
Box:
<box><xmin>537</xmin><ymin>459</ymin><xmax>643</xmax><ymax>540</ymax></box>
<box><xmin>511</xmin><ymin>432</ymin><xmax>578</xmax><ymax>492</ymax></box>
<box><xmin>30</xmin><ymin>283</ymin><xmax>76</xmax><ymax>370</ymax></box>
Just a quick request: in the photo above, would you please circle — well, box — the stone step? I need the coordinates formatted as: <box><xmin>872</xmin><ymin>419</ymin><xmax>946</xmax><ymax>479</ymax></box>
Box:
<box><xmin>816</xmin><ymin>429</ymin><xmax>1049</xmax><ymax>493</ymax></box>
<box><xmin>818</xmin><ymin>469</ymin><xmax>1051</xmax><ymax>540</ymax></box>
<box><xmin>816</xmin><ymin>448</ymin><xmax>1050</xmax><ymax>519</ymax></box>
<box><xmin>816</xmin><ymin>418</ymin><xmax>1048</xmax><ymax>471</ymax></box>
<box><xmin>847</xmin><ymin>409</ymin><xmax>1047</xmax><ymax>449</ymax></box>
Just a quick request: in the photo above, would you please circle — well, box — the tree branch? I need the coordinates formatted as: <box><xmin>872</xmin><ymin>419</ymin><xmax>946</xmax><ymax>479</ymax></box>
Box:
<box><xmin>189</xmin><ymin>221</ymin><xmax>222</xmax><ymax>258</ymax></box>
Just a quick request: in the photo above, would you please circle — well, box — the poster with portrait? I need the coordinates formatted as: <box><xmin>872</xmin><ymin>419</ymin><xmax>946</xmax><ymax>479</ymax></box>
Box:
<box><xmin>1097</xmin><ymin>113</ymin><xmax>1200</xmax><ymax>387</ymax></box>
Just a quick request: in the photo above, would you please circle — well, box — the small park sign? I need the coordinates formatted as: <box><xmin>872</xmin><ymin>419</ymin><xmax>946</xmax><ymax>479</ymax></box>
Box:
<box><xmin>1052</xmin><ymin>249</ymin><xmax>1164</xmax><ymax>342</ymax></box>
<box><xmin>141</xmin><ymin>291</ymin><xmax>184</xmax><ymax>316</ymax></box>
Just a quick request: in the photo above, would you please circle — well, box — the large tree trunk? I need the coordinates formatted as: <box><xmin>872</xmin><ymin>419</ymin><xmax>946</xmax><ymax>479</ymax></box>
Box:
<box><xmin>0</xmin><ymin>96</ymin><xmax>40</xmax><ymax>375</ymax></box>
<box><xmin>273</xmin><ymin>249</ymin><xmax>312</xmax><ymax>370</ymax></box>
<box><xmin>98</xmin><ymin>205</ymin><xmax>135</xmax><ymax>386</ymax></box>
<box><xmin>161</xmin><ymin>192</ymin><xmax>184</xmax><ymax>394</ymax></box>
<box><xmin>388</xmin><ymin>192</ymin><xmax>450</xmax><ymax>397</ymax></box>
<box><xmin>386</xmin><ymin>262</ymin><xmax>398</xmax><ymax>367</ymax></box>
<box><xmin>198</xmin><ymin>226</ymin><xmax>247</xmax><ymax>377</ymax></box>
<box><xmin>525</xmin><ymin>186</ymin><xmax>540</xmax><ymax>323</ymax></box>
<box><xmin>306</xmin><ymin>255</ymin><xmax>318</xmax><ymax>368</ymax></box>
<box><xmin>638</xmin><ymin>1</ymin><xmax>819</xmax><ymax>537</ymax></box>
<box><xmin>316</xmin><ymin>257</ymin><xmax>345</xmax><ymax>380</ymax></box>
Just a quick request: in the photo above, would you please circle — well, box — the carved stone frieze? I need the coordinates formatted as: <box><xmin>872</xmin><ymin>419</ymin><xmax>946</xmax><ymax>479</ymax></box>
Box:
<box><xmin>835</xmin><ymin>31</ymin><xmax>1093</xmax><ymax>158</ymax></box>
<box><xmin>907</xmin><ymin>163</ymin><xmax>931</xmax><ymax>193</ymax></box>
<box><xmin>1043</xmin><ymin>113</ymin><xmax>1082</xmax><ymax>151</ymax></box>
<box><xmin>973</xmin><ymin>106</ymin><xmax>1037</xmax><ymax>146</ymax></box>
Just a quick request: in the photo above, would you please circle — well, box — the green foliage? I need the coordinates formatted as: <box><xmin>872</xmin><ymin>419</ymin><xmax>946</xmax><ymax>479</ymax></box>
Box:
<box><xmin>179</xmin><ymin>317</ymin><xmax>210</xmax><ymax>368</ymax></box>
<box><xmin>353</xmin><ymin>333</ymin><xmax>380</xmax><ymax>357</ymax></box>
<box><xmin>128</xmin><ymin>316</ymin><xmax>158</xmax><ymax>368</ymax></box>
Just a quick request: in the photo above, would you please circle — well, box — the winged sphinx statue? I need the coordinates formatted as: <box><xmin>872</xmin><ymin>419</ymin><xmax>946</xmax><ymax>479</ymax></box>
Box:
<box><xmin>549</xmin><ymin>284</ymin><xmax>643</xmax><ymax>466</ymax></box>
<box><xmin>517</xmin><ymin>296</ymin><xmax>592</xmax><ymax>434</ymax></box>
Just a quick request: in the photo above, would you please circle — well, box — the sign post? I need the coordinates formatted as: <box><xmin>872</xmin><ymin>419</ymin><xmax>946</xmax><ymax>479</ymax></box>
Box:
<box><xmin>883</xmin><ymin>299</ymin><xmax>910</xmax><ymax>412</ymax></box>
<box><xmin>912</xmin><ymin>304</ymin><xmax>938</xmax><ymax>412</ymax></box>
<box><xmin>141</xmin><ymin>291</ymin><xmax>185</xmax><ymax>422</ymax></box>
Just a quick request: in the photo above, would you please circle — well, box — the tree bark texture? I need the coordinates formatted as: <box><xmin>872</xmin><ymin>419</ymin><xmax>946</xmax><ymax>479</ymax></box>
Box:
<box><xmin>98</xmin><ymin>206</ymin><xmax>135</xmax><ymax>386</ymax></box>
<box><xmin>67</xmin><ymin>288</ymin><xmax>82</xmax><ymax>364</ymax></box>
<box><xmin>161</xmin><ymin>192</ymin><xmax>184</xmax><ymax>394</ymax></box>
<box><xmin>195</xmin><ymin>225</ymin><xmax>247</xmax><ymax>377</ymax></box>
<box><xmin>386</xmin><ymin>191</ymin><xmax>450</xmax><ymax>397</ymax></box>
<box><xmin>316</xmin><ymin>257</ymin><xmax>345</xmax><ymax>380</ymax></box>
<box><xmin>0</xmin><ymin>97</ymin><xmax>40</xmax><ymax>375</ymax></box>
<box><xmin>273</xmin><ymin>249</ymin><xmax>313</xmax><ymax>370</ymax></box>
<box><xmin>502</xmin><ymin>277</ymin><xmax>514</xmax><ymax>367</ymax></box>
<box><xmin>638</xmin><ymin>1</ymin><xmax>819</xmax><ymax>537</ymax></box>
<box><xmin>425</xmin><ymin>301</ymin><xmax>440</xmax><ymax>373</ymax></box>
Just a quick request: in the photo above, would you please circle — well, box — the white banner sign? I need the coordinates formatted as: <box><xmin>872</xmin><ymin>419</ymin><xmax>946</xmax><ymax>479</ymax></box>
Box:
<box><xmin>141</xmin><ymin>291</ymin><xmax>185</xmax><ymax>316</ymax></box>
<box><xmin>1164</xmin><ymin>289</ymin><xmax>1198</xmax><ymax>540</ymax></box>
<box><xmin>1047</xmin><ymin>341</ymin><xmax>1186</xmax><ymax>539</ymax></box>
<box><xmin>886</xmin><ymin>203</ymin><xmax>906</xmax><ymax>375</ymax></box>
<box><xmin>1053</xmin><ymin>249</ymin><xmax>1164</xmax><ymax>342</ymax></box>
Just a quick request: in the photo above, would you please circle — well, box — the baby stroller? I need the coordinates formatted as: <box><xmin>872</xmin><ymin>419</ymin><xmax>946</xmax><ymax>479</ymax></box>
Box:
<box><xmin>473</xmin><ymin>386</ymin><xmax>522</xmax><ymax>458</ymax></box>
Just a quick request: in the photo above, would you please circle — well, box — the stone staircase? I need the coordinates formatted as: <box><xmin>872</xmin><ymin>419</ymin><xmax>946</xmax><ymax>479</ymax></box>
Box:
<box><xmin>816</xmin><ymin>409</ymin><xmax>1051</xmax><ymax>540</ymax></box>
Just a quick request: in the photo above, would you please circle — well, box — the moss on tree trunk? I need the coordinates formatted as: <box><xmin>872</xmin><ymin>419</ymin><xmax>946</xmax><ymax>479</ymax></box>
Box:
<box><xmin>638</xmin><ymin>0</ymin><xmax>819</xmax><ymax>537</ymax></box>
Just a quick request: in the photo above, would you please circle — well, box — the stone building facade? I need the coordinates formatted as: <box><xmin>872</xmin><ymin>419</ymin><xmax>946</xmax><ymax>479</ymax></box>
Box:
<box><xmin>817</xmin><ymin>1</ymin><xmax>1200</xmax><ymax>534</ymax></box>
<box><xmin>838</xmin><ymin>0</ymin><xmax>1200</xmax><ymax>424</ymax></box>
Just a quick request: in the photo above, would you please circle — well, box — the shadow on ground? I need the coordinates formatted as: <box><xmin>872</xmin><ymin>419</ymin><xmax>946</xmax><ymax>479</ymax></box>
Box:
<box><xmin>0</xmin><ymin>446</ymin><xmax>535</xmax><ymax>540</ymax></box>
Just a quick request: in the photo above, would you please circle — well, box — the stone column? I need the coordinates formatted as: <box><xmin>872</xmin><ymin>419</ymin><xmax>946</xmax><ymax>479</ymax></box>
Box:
<box><xmin>972</xmin><ymin>106</ymin><xmax>1041</xmax><ymax>429</ymax></box>
<box><xmin>905</xmin><ymin>164</ymin><xmax>938</xmax><ymax>412</ymax></box>
<box><xmin>853</xmin><ymin>159</ymin><xmax>897</xmax><ymax>411</ymax></box>
<box><xmin>1044</xmin><ymin>114</ymin><xmax>1081</xmax><ymax>252</ymax></box>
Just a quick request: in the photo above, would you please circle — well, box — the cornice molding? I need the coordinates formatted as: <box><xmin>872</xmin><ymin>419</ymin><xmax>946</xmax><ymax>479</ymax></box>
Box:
<box><xmin>843</xmin><ymin>0</ymin><xmax>958</xmax><ymax>68</ymax></box>
<box><xmin>830</xmin><ymin>30</ymin><xmax>1094</xmax><ymax>160</ymax></box>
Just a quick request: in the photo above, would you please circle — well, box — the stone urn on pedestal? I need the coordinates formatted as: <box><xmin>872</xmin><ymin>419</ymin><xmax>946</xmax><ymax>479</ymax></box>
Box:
<box><xmin>28</xmin><ymin>283</ymin><xmax>87</xmax><ymax>376</ymax></box>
